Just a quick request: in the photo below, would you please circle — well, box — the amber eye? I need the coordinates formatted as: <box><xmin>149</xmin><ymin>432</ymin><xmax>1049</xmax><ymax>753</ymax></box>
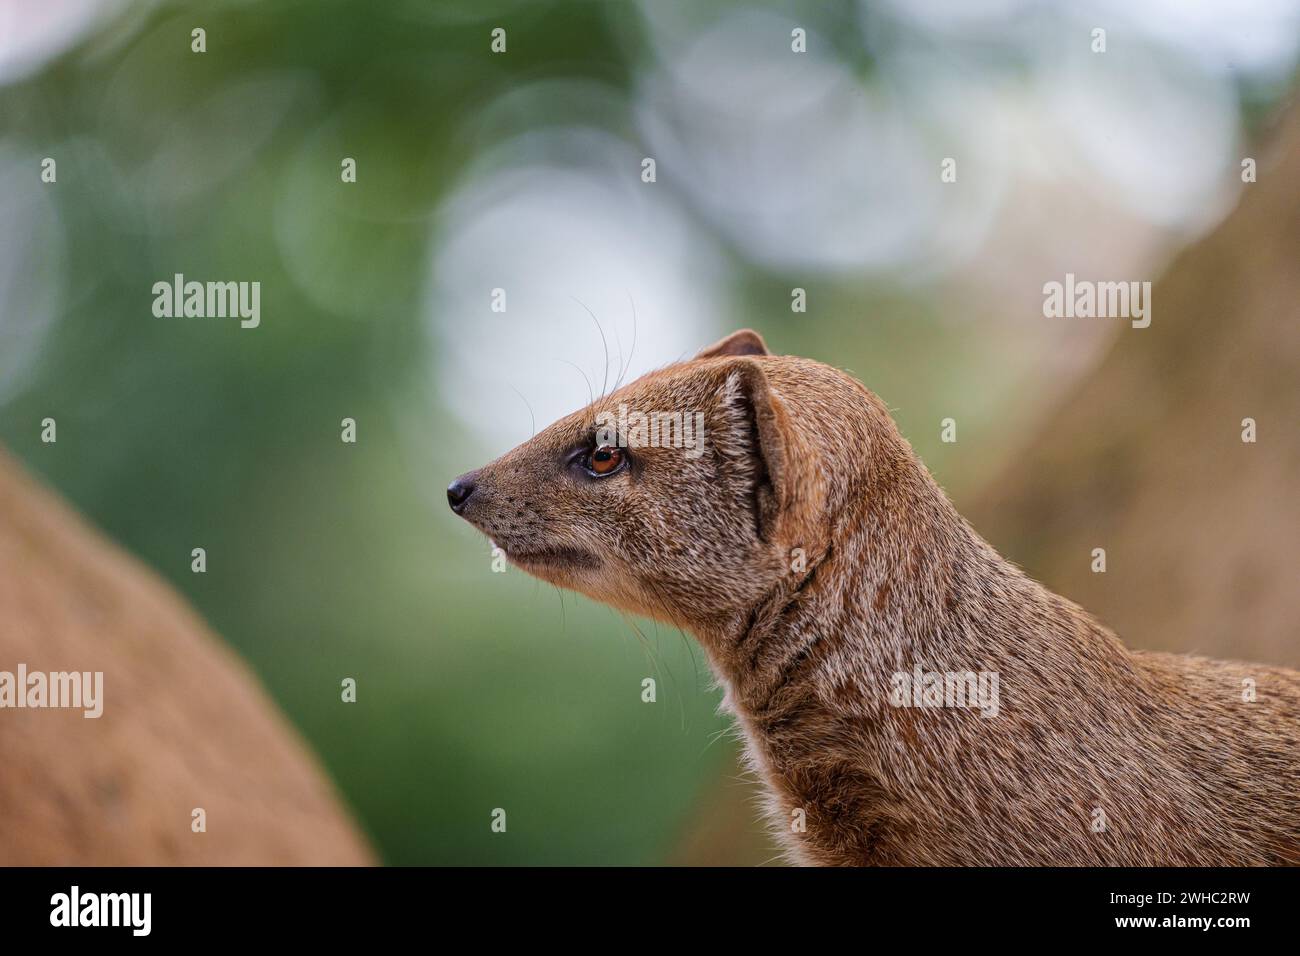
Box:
<box><xmin>589</xmin><ymin>445</ymin><xmax>625</xmax><ymax>476</ymax></box>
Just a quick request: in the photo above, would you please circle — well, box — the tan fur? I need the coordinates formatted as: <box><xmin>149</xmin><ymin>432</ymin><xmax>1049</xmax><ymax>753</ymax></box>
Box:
<box><xmin>451</xmin><ymin>330</ymin><xmax>1300</xmax><ymax>866</ymax></box>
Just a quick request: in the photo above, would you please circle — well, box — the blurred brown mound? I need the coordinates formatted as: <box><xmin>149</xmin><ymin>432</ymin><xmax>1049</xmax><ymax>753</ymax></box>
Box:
<box><xmin>968</xmin><ymin>102</ymin><xmax>1300</xmax><ymax>670</ymax></box>
<box><xmin>0</xmin><ymin>448</ymin><xmax>373</xmax><ymax>865</ymax></box>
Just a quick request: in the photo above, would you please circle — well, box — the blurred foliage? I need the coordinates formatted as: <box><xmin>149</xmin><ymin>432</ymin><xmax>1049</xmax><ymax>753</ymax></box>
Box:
<box><xmin>0</xmin><ymin>0</ymin><xmax>737</xmax><ymax>866</ymax></box>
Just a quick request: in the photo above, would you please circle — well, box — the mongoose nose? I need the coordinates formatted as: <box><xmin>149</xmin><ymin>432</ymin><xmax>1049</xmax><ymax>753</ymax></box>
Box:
<box><xmin>447</xmin><ymin>471</ymin><xmax>479</xmax><ymax>514</ymax></box>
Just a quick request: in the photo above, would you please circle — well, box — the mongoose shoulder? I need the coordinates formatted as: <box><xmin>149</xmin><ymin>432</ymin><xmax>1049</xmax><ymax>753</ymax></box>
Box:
<box><xmin>450</xmin><ymin>329</ymin><xmax>1300</xmax><ymax>866</ymax></box>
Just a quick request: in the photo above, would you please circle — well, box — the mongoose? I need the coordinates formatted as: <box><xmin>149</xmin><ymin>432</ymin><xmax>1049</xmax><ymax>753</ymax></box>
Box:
<box><xmin>449</xmin><ymin>330</ymin><xmax>1300</xmax><ymax>865</ymax></box>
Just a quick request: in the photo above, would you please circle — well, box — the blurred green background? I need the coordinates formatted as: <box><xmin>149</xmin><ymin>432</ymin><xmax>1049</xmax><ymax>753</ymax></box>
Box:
<box><xmin>1</xmin><ymin>0</ymin><xmax>1296</xmax><ymax>864</ymax></box>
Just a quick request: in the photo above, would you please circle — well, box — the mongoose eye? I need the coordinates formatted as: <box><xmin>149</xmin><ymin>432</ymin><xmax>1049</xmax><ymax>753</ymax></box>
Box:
<box><xmin>588</xmin><ymin>445</ymin><xmax>625</xmax><ymax>476</ymax></box>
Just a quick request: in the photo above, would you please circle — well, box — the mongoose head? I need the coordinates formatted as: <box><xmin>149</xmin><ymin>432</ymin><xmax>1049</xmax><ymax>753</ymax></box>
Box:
<box><xmin>448</xmin><ymin>329</ymin><xmax>887</xmax><ymax>632</ymax></box>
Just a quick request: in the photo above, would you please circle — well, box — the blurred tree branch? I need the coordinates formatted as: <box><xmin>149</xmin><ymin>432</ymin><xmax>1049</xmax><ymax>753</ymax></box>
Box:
<box><xmin>967</xmin><ymin>98</ymin><xmax>1300</xmax><ymax>670</ymax></box>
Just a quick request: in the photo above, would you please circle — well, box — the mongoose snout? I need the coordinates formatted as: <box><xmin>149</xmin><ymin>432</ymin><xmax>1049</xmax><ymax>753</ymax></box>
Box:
<box><xmin>451</xmin><ymin>329</ymin><xmax>1300</xmax><ymax>866</ymax></box>
<box><xmin>446</xmin><ymin>469</ymin><xmax>478</xmax><ymax>515</ymax></box>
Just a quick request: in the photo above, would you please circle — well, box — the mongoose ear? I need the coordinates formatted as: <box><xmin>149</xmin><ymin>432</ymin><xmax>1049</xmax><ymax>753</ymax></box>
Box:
<box><xmin>696</xmin><ymin>329</ymin><xmax>770</xmax><ymax>359</ymax></box>
<box><xmin>715</xmin><ymin>360</ymin><xmax>814</xmax><ymax>543</ymax></box>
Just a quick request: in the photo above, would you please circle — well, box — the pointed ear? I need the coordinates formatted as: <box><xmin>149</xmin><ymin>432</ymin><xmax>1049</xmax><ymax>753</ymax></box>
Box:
<box><xmin>696</xmin><ymin>329</ymin><xmax>770</xmax><ymax>360</ymax></box>
<box><xmin>714</xmin><ymin>360</ymin><xmax>818</xmax><ymax>544</ymax></box>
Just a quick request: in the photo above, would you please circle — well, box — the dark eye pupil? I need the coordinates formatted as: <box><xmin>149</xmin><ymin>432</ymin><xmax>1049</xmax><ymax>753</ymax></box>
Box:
<box><xmin>588</xmin><ymin>445</ymin><xmax>622</xmax><ymax>475</ymax></box>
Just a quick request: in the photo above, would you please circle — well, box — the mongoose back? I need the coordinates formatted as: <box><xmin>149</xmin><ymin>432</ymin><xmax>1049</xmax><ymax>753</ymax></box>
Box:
<box><xmin>449</xmin><ymin>329</ymin><xmax>1300</xmax><ymax>865</ymax></box>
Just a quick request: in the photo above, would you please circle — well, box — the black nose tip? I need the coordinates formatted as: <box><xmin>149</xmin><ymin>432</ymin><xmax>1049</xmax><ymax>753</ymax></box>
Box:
<box><xmin>447</xmin><ymin>471</ymin><xmax>478</xmax><ymax>514</ymax></box>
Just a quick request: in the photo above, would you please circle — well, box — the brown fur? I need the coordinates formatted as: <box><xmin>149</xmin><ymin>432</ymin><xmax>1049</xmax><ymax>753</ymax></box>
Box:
<box><xmin>451</xmin><ymin>330</ymin><xmax>1300</xmax><ymax>866</ymax></box>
